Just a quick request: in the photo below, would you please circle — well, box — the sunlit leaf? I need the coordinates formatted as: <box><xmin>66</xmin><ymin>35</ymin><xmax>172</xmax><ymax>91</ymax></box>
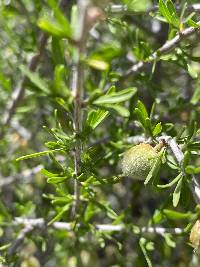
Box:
<box><xmin>173</xmin><ymin>177</ymin><xmax>183</xmax><ymax>207</ymax></box>
<box><xmin>94</xmin><ymin>88</ymin><xmax>137</xmax><ymax>105</ymax></box>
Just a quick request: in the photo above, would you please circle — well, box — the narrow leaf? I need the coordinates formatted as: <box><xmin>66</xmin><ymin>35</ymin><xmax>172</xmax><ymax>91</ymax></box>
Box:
<box><xmin>185</xmin><ymin>166</ymin><xmax>200</xmax><ymax>174</ymax></box>
<box><xmin>139</xmin><ymin>238</ymin><xmax>153</xmax><ymax>267</ymax></box>
<box><xmin>47</xmin><ymin>0</ymin><xmax>72</xmax><ymax>36</ymax></box>
<box><xmin>105</xmin><ymin>104</ymin><xmax>130</xmax><ymax>117</ymax></box>
<box><xmin>163</xmin><ymin>209</ymin><xmax>193</xmax><ymax>220</ymax></box>
<box><xmin>135</xmin><ymin>108</ymin><xmax>146</xmax><ymax>128</ymax></box>
<box><xmin>187</xmin><ymin>19</ymin><xmax>200</xmax><ymax>28</ymax></box>
<box><xmin>144</xmin><ymin>154</ymin><xmax>162</xmax><ymax>185</ymax></box>
<box><xmin>157</xmin><ymin>173</ymin><xmax>182</xmax><ymax>188</ymax></box>
<box><xmin>94</xmin><ymin>87</ymin><xmax>137</xmax><ymax>105</ymax></box>
<box><xmin>86</xmin><ymin>58</ymin><xmax>109</xmax><ymax>71</ymax></box>
<box><xmin>166</xmin><ymin>0</ymin><xmax>180</xmax><ymax>27</ymax></box>
<box><xmin>159</xmin><ymin>0</ymin><xmax>172</xmax><ymax>24</ymax></box>
<box><xmin>166</xmin><ymin>0</ymin><xmax>178</xmax><ymax>18</ymax></box>
<box><xmin>16</xmin><ymin>148</ymin><xmax>62</xmax><ymax>161</ymax></box>
<box><xmin>153</xmin><ymin>122</ymin><xmax>162</xmax><ymax>137</ymax></box>
<box><xmin>173</xmin><ymin>177</ymin><xmax>183</xmax><ymax>207</ymax></box>
<box><xmin>48</xmin><ymin>204</ymin><xmax>71</xmax><ymax>225</ymax></box>
<box><xmin>47</xmin><ymin>176</ymin><xmax>69</xmax><ymax>184</ymax></box>
<box><xmin>163</xmin><ymin>233</ymin><xmax>176</xmax><ymax>248</ymax></box>
<box><xmin>191</xmin><ymin>85</ymin><xmax>200</xmax><ymax>105</ymax></box>
<box><xmin>20</xmin><ymin>65</ymin><xmax>49</xmax><ymax>94</ymax></box>
<box><xmin>136</xmin><ymin>100</ymin><xmax>149</xmax><ymax>120</ymax></box>
<box><xmin>38</xmin><ymin>18</ymin><xmax>71</xmax><ymax>38</ymax></box>
<box><xmin>87</xmin><ymin>109</ymin><xmax>109</xmax><ymax>130</ymax></box>
<box><xmin>145</xmin><ymin>118</ymin><xmax>153</xmax><ymax>136</ymax></box>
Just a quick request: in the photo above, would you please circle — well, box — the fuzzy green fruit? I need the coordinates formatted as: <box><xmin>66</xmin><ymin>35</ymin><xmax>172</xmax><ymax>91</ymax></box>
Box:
<box><xmin>190</xmin><ymin>220</ymin><xmax>200</xmax><ymax>252</ymax></box>
<box><xmin>121</xmin><ymin>143</ymin><xmax>159</xmax><ymax>180</ymax></box>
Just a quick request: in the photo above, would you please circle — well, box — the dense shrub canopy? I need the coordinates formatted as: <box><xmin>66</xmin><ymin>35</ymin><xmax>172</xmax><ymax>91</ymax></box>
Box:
<box><xmin>0</xmin><ymin>0</ymin><xmax>200</xmax><ymax>266</ymax></box>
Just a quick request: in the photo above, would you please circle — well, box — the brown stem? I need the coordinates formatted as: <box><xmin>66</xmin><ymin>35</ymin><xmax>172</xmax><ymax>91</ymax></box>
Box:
<box><xmin>122</xmin><ymin>21</ymin><xmax>200</xmax><ymax>80</ymax></box>
<box><xmin>71</xmin><ymin>2</ymin><xmax>104</xmax><ymax>217</ymax></box>
<box><xmin>71</xmin><ymin>0</ymin><xmax>89</xmax><ymax>218</ymax></box>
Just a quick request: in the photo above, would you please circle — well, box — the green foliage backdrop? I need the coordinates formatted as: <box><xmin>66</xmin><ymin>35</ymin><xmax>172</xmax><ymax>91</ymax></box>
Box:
<box><xmin>0</xmin><ymin>0</ymin><xmax>200</xmax><ymax>266</ymax></box>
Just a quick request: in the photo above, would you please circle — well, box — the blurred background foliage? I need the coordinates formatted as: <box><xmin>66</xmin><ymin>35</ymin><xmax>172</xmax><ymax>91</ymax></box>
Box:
<box><xmin>0</xmin><ymin>0</ymin><xmax>200</xmax><ymax>266</ymax></box>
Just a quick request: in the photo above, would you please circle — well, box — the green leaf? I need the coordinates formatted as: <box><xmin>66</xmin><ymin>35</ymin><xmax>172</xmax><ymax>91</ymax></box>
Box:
<box><xmin>182</xmin><ymin>151</ymin><xmax>190</xmax><ymax>168</ymax></box>
<box><xmin>106</xmin><ymin>85</ymin><xmax>116</xmax><ymax>94</ymax></box>
<box><xmin>145</xmin><ymin>118</ymin><xmax>153</xmax><ymax>136</ymax></box>
<box><xmin>92</xmin><ymin>200</ymin><xmax>118</xmax><ymax>220</ymax></box>
<box><xmin>105</xmin><ymin>104</ymin><xmax>130</xmax><ymax>117</ymax></box>
<box><xmin>37</xmin><ymin>0</ymin><xmax>72</xmax><ymax>38</ymax></box>
<box><xmin>135</xmin><ymin>101</ymin><xmax>150</xmax><ymax>130</ymax></box>
<box><xmin>52</xmin><ymin>38</ymin><xmax>65</xmax><ymax>65</ymax></box>
<box><xmin>153</xmin><ymin>122</ymin><xmax>162</xmax><ymax>137</ymax></box>
<box><xmin>123</xmin><ymin>0</ymin><xmax>151</xmax><ymax>12</ymax></box>
<box><xmin>45</xmin><ymin>141</ymin><xmax>64</xmax><ymax>149</ymax></box>
<box><xmin>146</xmin><ymin>241</ymin><xmax>154</xmax><ymax>251</ymax></box>
<box><xmin>173</xmin><ymin>177</ymin><xmax>183</xmax><ymax>207</ymax></box>
<box><xmin>41</xmin><ymin>169</ymin><xmax>60</xmax><ymax>178</ymax></box>
<box><xmin>191</xmin><ymin>83</ymin><xmax>200</xmax><ymax>105</ymax></box>
<box><xmin>139</xmin><ymin>238</ymin><xmax>153</xmax><ymax>267</ymax></box>
<box><xmin>48</xmin><ymin>203</ymin><xmax>71</xmax><ymax>225</ymax></box>
<box><xmin>93</xmin><ymin>87</ymin><xmax>137</xmax><ymax>105</ymax></box>
<box><xmin>20</xmin><ymin>65</ymin><xmax>49</xmax><ymax>94</ymax></box>
<box><xmin>186</xmin><ymin>19</ymin><xmax>200</xmax><ymax>28</ymax></box>
<box><xmin>166</xmin><ymin>0</ymin><xmax>177</xmax><ymax>18</ymax></box>
<box><xmin>166</xmin><ymin>0</ymin><xmax>180</xmax><ymax>27</ymax></box>
<box><xmin>0</xmin><ymin>73</ymin><xmax>11</xmax><ymax>91</ymax></box>
<box><xmin>56</xmin><ymin>97</ymin><xmax>70</xmax><ymax>112</ymax></box>
<box><xmin>151</xmin><ymin>209</ymin><xmax>163</xmax><ymax>224</ymax></box>
<box><xmin>86</xmin><ymin>109</ymin><xmax>109</xmax><ymax>130</ymax></box>
<box><xmin>53</xmin><ymin>64</ymin><xmax>65</xmax><ymax>93</ymax></box>
<box><xmin>163</xmin><ymin>209</ymin><xmax>193</xmax><ymax>220</ymax></box>
<box><xmin>185</xmin><ymin>166</ymin><xmax>200</xmax><ymax>174</ymax></box>
<box><xmin>38</xmin><ymin>18</ymin><xmax>71</xmax><ymax>38</ymax></box>
<box><xmin>16</xmin><ymin>148</ymin><xmax>63</xmax><ymax>161</ymax></box>
<box><xmin>135</xmin><ymin>108</ymin><xmax>146</xmax><ymax>128</ymax></box>
<box><xmin>51</xmin><ymin>196</ymin><xmax>73</xmax><ymax>205</ymax></box>
<box><xmin>163</xmin><ymin>233</ymin><xmax>176</xmax><ymax>248</ymax></box>
<box><xmin>47</xmin><ymin>0</ymin><xmax>72</xmax><ymax>32</ymax></box>
<box><xmin>47</xmin><ymin>176</ymin><xmax>70</xmax><ymax>184</ymax></box>
<box><xmin>84</xmin><ymin>203</ymin><xmax>98</xmax><ymax>222</ymax></box>
<box><xmin>136</xmin><ymin>100</ymin><xmax>149</xmax><ymax>120</ymax></box>
<box><xmin>83</xmin><ymin>175</ymin><xmax>121</xmax><ymax>186</ymax></box>
<box><xmin>187</xmin><ymin>64</ymin><xmax>198</xmax><ymax>79</ymax></box>
<box><xmin>0</xmin><ymin>244</ymin><xmax>10</xmax><ymax>252</ymax></box>
<box><xmin>86</xmin><ymin>58</ymin><xmax>109</xmax><ymax>71</ymax></box>
<box><xmin>144</xmin><ymin>151</ymin><xmax>163</xmax><ymax>185</ymax></box>
<box><xmin>188</xmin><ymin>141</ymin><xmax>200</xmax><ymax>150</ymax></box>
<box><xmin>157</xmin><ymin>173</ymin><xmax>182</xmax><ymax>188</ymax></box>
<box><xmin>187</xmin><ymin>120</ymin><xmax>197</xmax><ymax>140</ymax></box>
<box><xmin>159</xmin><ymin>0</ymin><xmax>172</xmax><ymax>24</ymax></box>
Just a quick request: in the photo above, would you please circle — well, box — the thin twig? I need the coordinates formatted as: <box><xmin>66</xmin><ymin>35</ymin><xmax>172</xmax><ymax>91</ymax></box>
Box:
<box><xmin>8</xmin><ymin>224</ymin><xmax>34</xmax><ymax>257</ymax></box>
<box><xmin>124</xmin><ymin>21</ymin><xmax>200</xmax><ymax>79</ymax></box>
<box><xmin>158</xmin><ymin>136</ymin><xmax>200</xmax><ymax>204</ymax></box>
<box><xmin>70</xmin><ymin>3</ymin><xmax>104</xmax><ymax>217</ymax></box>
<box><xmin>106</xmin><ymin>4</ymin><xmax>200</xmax><ymax>15</ymax></box>
<box><xmin>71</xmin><ymin>0</ymin><xmax>89</xmax><ymax>217</ymax></box>
<box><xmin>13</xmin><ymin>217</ymin><xmax>184</xmax><ymax>236</ymax></box>
<box><xmin>3</xmin><ymin>217</ymin><xmax>184</xmax><ymax>258</ymax></box>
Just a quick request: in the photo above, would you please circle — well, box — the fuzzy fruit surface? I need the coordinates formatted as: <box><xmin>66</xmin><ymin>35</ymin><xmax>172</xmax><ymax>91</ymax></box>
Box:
<box><xmin>121</xmin><ymin>143</ymin><xmax>158</xmax><ymax>180</ymax></box>
<box><xmin>190</xmin><ymin>220</ymin><xmax>200</xmax><ymax>249</ymax></box>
